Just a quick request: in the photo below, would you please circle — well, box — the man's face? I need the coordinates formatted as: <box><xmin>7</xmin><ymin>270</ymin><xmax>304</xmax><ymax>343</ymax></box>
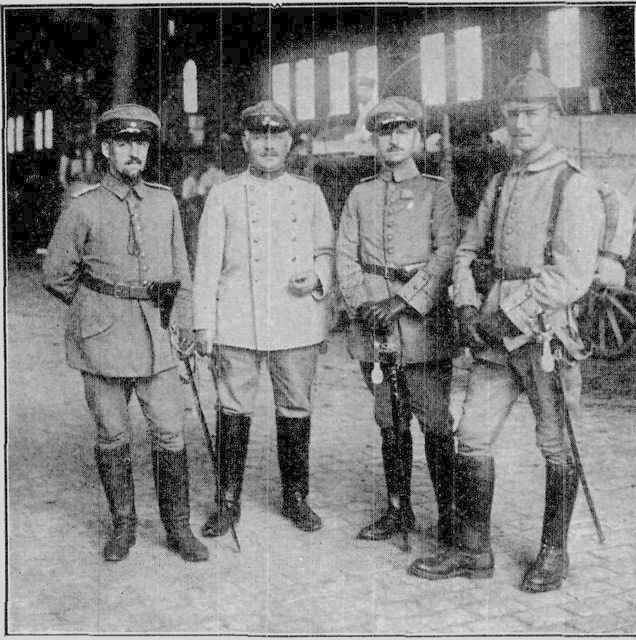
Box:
<box><xmin>504</xmin><ymin>102</ymin><xmax>556</xmax><ymax>158</ymax></box>
<box><xmin>374</xmin><ymin>123</ymin><xmax>420</xmax><ymax>166</ymax></box>
<box><xmin>242</xmin><ymin>130</ymin><xmax>291</xmax><ymax>173</ymax></box>
<box><xmin>101</xmin><ymin>135</ymin><xmax>150</xmax><ymax>184</ymax></box>
<box><xmin>355</xmin><ymin>82</ymin><xmax>374</xmax><ymax>105</ymax></box>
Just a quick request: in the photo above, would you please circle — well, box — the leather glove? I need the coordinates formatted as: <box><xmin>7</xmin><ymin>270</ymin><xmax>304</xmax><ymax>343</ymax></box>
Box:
<box><xmin>371</xmin><ymin>295</ymin><xmax>407</xmax><ymax>328</ymax></box>
<box><xmin>177</xmin><ymin>328</ymin><xmax>195</xmax><ymax>359</ymax></box>
<box><xmin>475</xmin><ymin>309</ymin><xmax>522</xmax><ymax>341</ymax></box>
<box><xmin>457</xmin><ymin>306</ymin><xmax>486</xmax><ymax>349</ymax></box>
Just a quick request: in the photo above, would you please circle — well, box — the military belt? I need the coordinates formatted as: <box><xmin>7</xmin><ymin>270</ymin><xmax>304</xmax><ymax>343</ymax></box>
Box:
<box><xmin>495</xmin><ymin>265</ymin><xmax>536</xmax><ymax>281</ymax></box>
<box><xmin>361</xmin><ymin>263</ymin><xmax>415</xmax><ymax>284</ymax></box>
<box><xmin>80</xmin><ymin>273</ymin><xmax>154</xmax><ymax>300</ymax></box>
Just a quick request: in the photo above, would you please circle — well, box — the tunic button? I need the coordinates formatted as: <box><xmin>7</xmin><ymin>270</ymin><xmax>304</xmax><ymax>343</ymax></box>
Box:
<box><xmin>292</xmin><ymin>217</ymin><xmax>297</xmax><ymax>223</ymax></box>
<box><xmin>387</xmin><ymin>248</ymin><xmax>394</xmax><ymax>254</ymax></box>
<box><xmin>254</xmin><ymin>238</ymin><xmax>259</xmax><ymax>243</ymax></box>
<box><xmin>140</xmin><ymin>252</ymin><xmax>146</xmax><ymax>258</ymax></box>
<box><xmin>143</xmin><ymin>266</ymin><xmax>149</xmax><ymax>271</ymax></box>
<box><xmin>292</xmin><ymin>236</ymin><xmax>297</xmax><ymax>241</ymax></box>
<box><xmin>292</xmin><ymin>256</ymin><xmax>297</xmax><ymax>262</ymax></box>
<box><xmin>386</xmin><ymin>222</ymin><xmax>393</xmax><ymax>228</ymax></box>
<box><xmin>136</xmin><ymin>225</ymin><xmax>141</xmax><ymax>231</ymax></box>
<box><xmin>142</xmin><ymin>280</ymin><xmax>148</xmax><ymax>286</ymax></box>
<box><xmin>386</xmin><ymin>235</ymin><xmax>394</xmax><ymax>241</ymax></box>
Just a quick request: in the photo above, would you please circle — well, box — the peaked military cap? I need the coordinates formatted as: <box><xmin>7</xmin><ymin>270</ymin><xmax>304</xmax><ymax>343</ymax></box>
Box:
<box><xmin>240</xmin><ymin>100</ymin><xmax>296</xmax><ymax>133</ymax></box>
<box><xmin>97</xmin><ymin>103</ymin><xmax>161</xmax><ymax>140</ymax></box>
<box><xmin>502</xmin><ymin>50</ymin><xmax>564</xmax><ymax>113</ymax></box>
<box><xmin>365</xmin><ymin>96</ymin><xmax>424</xmax><ymax>132</ymax></box>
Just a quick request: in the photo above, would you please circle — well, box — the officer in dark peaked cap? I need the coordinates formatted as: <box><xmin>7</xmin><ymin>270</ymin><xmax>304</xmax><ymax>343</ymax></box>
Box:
<box><xmin>336</xmin><ymin>96</ymin><xmax>459</xmax><ymax>547</ymax></box>
<box><xmin>44</xmin><ymin>103</ymin><xmax>209</xmax><ymax>563</ymax></box>
<box><xmin>193</xmin><ymin>100</ymin><xmax>334</xmax><ymax>538</ymax></box>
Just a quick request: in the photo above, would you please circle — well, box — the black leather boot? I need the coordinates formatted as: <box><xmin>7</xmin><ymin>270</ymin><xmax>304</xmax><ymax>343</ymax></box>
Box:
<box><xmin>277</xmin><ymin>415</ymin><xmax>322</xmax><ymax>532</ymax></box>
<box><xmin>520</xmin><ymin>461</ymin><xmax>578</xmax><ymax>593</ymax></box>
<box><xmin>202</xmin><ymin>412</ymin><xmax>250</xmax><ymax>538</ymax></box>
<box><xmin>95</xmin><ymin>444</ymin><xmax>137</xmax><ymax>561</ymax></box>
<box><xmin>425</xmin><ymin>429</ymin><xmax>456</xmax><ymax>548</ymax></box>
<box><xmin>409</xmin><ymin>455</ymin><xmax>495</xmax><ymax>580</ymax></box>
<box><xmin>153</xmin><ymin>446</ymin><xmax>209</xmax><ymax>562</ymax></box>
<box><xmin>358</xmin><ymin>428</ymin><xmax>416</xmax><ymax>540</ymax></box>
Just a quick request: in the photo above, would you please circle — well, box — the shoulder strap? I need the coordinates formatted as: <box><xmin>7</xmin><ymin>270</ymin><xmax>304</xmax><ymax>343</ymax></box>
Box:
<box><xmin>543</xmin><ymin>164</ymin><xmax>577</xmax><ymax>265</ymax></box>
<box><xmin>483</xmin><ymin>172</ymin><xmax>506</xmax><ymax>257</ymax></box>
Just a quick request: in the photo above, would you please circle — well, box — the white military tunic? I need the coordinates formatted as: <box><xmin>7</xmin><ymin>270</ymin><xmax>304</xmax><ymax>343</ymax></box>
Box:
<box><xmin>193</xmin><ymin>170</ymin><xmax>334</xmax><ymax>350</ymax></box>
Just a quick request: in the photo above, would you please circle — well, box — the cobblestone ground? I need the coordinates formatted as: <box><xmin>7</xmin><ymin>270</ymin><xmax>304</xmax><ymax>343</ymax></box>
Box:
<box><xmin>6</xmin><ymin>268</ymin><xmax>636</xmax><ymax>635</ymax></box>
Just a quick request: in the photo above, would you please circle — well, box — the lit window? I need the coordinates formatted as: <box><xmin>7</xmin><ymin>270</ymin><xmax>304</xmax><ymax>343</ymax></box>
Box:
<box><xmin>355</xmin><ymin>46</ymin><xmax>379</xmax><ymax>103</ymax></box>
<box><xmin>7</xmin><ymin>117</ymin><xmax>15</xmax><ymax>154</ymax></box>
<box><xmin>272</xmin><ymin>63</ymin><xmax>291</xmax><ymax>112</ymax></box>
<box><xmin>34</xmin><ymin>111</ymin><xmax>43</xmax><ymax>151</ymax></box>
<box><xmin>455</xmin><ymin>26</ymin><xmax>483</xmax><ymax>102</ymax></box>
<box><xmin>420</xmin><ymin>33</ymin><xmax>447</xmax><ymax>105</ymax></box>
<box><xmin>183</xmin><ymin>59</ymin><xmax>198</xmax><ymax>114</ymax></box>
<box><xmin>295</xmin><ymin>58</ymin><xmax>315</xmax><ymax>120</ymax></box>
<box><xmin>16</xmin><ymin>116</ymin><xmax>24</xmax><ymax>152</ymax></box>
<box><xmin>329</xmin><ymin>51</ymin><xmax>350</xmax><ymax>115</ymax></box>
<box><xmin>548</xmin><ymin>8</ymin><xmax>581</xmax><ymax>88</ymax></box>
<box><xmin>168</xmin><ymin>18</ymin><xmax>175</xmax><ymax>38</ymax></box>
<box><xmin>45</xmin><ymin>110</ymin><xmax>53</xmax><ymax>149</ymax></box>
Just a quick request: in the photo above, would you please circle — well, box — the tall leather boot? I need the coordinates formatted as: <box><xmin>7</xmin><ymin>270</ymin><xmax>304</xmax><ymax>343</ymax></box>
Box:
<box><xmin>408</xmin><ymin>454</ymin><xmax>495</xmax><ymax>580</ymax></box>
<box><xmin>95</xmin><ymin>444</ymin><xmax>137</xmax><ymax>561</ymax></box>
<box><xmin>520</xmin><ymin>461</ymin><xmax>578</xmax><ymax>593</ymax></box>
<box><xmin>153</xmin><ymin>446</ymin><xmax>209</xmax><ymax>562</ymax></box>
<box><xmin>357</xmin><ymin>428</ymin><xmax>416</xmax><ymax>540</ymax></box>
<box><xmin>425</xmin><ymin>429</ymin><xmax>456</xmax><ymax>548</ymax></box>
<box><xmin>277</xmin><ymin>415</ymin><xmax>322</xmax><ymax>532</ymax></box>
<box><xmin>201</xmin><ymin>412</ymin><xmax>250</xmax><ymax>537</ymax></box>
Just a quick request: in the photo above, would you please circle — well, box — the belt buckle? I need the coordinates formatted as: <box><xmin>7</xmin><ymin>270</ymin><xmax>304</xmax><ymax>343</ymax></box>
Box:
<box><xmin>114</xmin><ymin>283</ymin><xmax>128</xmax><ymax>299</ymax></box>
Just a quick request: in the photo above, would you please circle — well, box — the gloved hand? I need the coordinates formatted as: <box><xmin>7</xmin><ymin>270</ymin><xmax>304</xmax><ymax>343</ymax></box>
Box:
<box><xmin>177</xmin><ymin>328</ymin><xmax>195</xmax><ymax>358</ymax></box>
<box><xmin>457</xmin><ymin>306</ymin><xmax>486</xmax><ymax>349</ymax></box>
<box><xmin>288</xmin><ymin>269</ymin><xmax>319</xmax><ymax>296</ymax></box>
<box><xmin>475</xmin><ymin>309</ymin><xmax>522</xmax><ymax>341</ymax></box>
<box><xmin>355</xmin><ymin>296</ymin><xmax>407</xmax><ymax>334</ymax></box>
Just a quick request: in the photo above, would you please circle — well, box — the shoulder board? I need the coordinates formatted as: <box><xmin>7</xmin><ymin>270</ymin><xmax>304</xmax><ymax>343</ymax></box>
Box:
<box><xmin>360</xmin><ymin>175</ymin><xmax>377</xmax><ymax>183</ymax></box>
<box><xmin>420</xmin><ymin>173</ymin><xmax>445</xmax><ymax>181</ymax></box>
<box><xmin>564</xmin><ymin>159</ymin><xmax>585</xmax><ymax>175</ymax></box>
<box><xmin>215</xmin><ymin>173</ymin><xmax>240</xmax><ymax>185</ymax></box>
<box><xmin>71</xmin><ymin>184</ymin><xmax>101</xmax><ymax>198</ymax></box>
<box><xmin>142</xmin><ymin>180</ymin><xmax>173</xmax><ymax>191</ymax></box>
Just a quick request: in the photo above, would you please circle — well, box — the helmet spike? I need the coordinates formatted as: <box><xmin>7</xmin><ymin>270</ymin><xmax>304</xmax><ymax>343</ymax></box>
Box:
<box><xmin>528</xmin><ymin>49</ymin><xmax>543</xmax><ymax>72</ymax></box>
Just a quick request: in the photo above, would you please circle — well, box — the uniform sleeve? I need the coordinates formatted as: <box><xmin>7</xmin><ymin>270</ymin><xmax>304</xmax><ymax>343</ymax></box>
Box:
<box><xmin>42</xmin><ymin>198</ymin><xmax>88</xmax><ymax>305</ymax></box>
<box><xmin>170</xmin><ymin>195</ymin><xmax>193</xmax><ymax>329</ymax></box>
<box><xmin>398</xmin><ymin>180</ymin><xmax>459</xmax><ymax>315</ymax></box>
<box><xmin>501</xmin><ymin>174</ymin><xmax>604</xmax><ymax>333</ymax></box>
<box><xmin>452</xmin><ymin>175</ymin><xmax>500</xmax><ymax>309</ymax></box>
<box><xmin>192</xmin><ymin>183</ymin><xmax>226</xmax><ymax>336</ymax></box>
<box><xmin>336</xmin><ymin>187</ymin><xmax>368</xmax><ymax>312</ymax></box>
<box><xmin>311</xmin><ymin>184</ymin><xmax>335</xmax><ymax>300</ymax></box>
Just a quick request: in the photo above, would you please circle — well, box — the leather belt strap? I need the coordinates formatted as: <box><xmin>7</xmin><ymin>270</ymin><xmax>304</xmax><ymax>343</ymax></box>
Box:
<box><xmin>80</xmin><ymin>273</ymin><xmax>153</xmax><ymax>300</ymax></box>
<box><xmin>494</xmin><ymin>265</ymin><xmax>536</xmax><ymax>281</ymax></box>
<box><xmin>361</xmin><ymin>263</ymin><xmax>411</xmax><ymax>283</ymax></box>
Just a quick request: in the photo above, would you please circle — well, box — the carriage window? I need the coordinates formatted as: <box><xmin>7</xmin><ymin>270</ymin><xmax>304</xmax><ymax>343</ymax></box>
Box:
<box><xmin>168</xmin><ymin>18</ymin><xmax>176</xmax><ymax>38</ymax></box>
<box><xmin>15</xmin><ymin>115</ymin><xmax>24</xmax><ymax>152</ymax></box>
<box><xmin>329</xmin><ymin>51</ymin><xmax>350</xmax><ymax>115</ymax></box>
<box><xmin>7</xmin><ymin>117</ymin><xmax>15</xmax><ymax>154</ymax></box>
<box><xmin>295</xmin><ymin>58</ymin><xmax>315</xmax><ymax>120</ymax></box>
<box><xmin>272</xmin><ymin>63</ymin><xmax>291</xmax><ymax>112</ymax></box>
<box><xmin>420</xmin><ymin>33</ymin><xmax>447</xmax><ymax>105</ymax></box>
<box><xmin>355</xmin><ymin>46</ymin><xmax>379</xmax><ymax>103</ymax></box>
<box><xmin>45</xmin><ymin>110</ymin><xmax>53</xmax><ymax>149</ymax></box>
<box><xmin>455</xmin><ymin>26</ymin><xmax>483</xmax><ymax>102</ymax></box>
<box><xmin>34</xmin><ymin>111</ymin><xmax>43</xmax><ymax>151</ymax></box>
<box><xmin>548</xmin><ymin>8</ymin><xmax>581</xmax><ymax>88</ymax></box>
<box><xmin>183</xmin><ymin>59</ymin><xmax>198</xmax><ymax>114</ymax></box>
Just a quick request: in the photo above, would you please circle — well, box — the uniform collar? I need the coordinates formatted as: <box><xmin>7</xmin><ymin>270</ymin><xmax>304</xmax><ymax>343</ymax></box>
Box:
<box><xmin>102</xmin><ymin>171</ymin><xmax>146</xmax><ymax>200</ymax></box>
<box><xmin>510</xmin><ymin>143</ymin><xmax>567</xmax><ymax>173</ymax></box>
<box><xmin>248</xmin><ymin>165</ymin><xmax>287</xmax><ymax>181</ymax></box>
<box><xmin>380</xmin><ymin>157</ymin><xmax>420</xmax><ymax>183</ymax></box>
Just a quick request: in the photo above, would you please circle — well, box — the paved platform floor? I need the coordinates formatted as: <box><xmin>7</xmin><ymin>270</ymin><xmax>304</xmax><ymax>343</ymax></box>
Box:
<box><xmin>6</xmin><ymin>268</ymin><xmax>636</xmax><ymax>635</ymax></box>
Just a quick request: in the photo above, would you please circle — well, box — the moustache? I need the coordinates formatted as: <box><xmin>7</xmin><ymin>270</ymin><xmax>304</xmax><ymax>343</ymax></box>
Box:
<box><xmin>387</xmin><ymin>146</ymin><xmax>403</xmax><ymax>152</ymax></box>
<box><xmin>259</xmin><ymin>152</ymin><xmax>280</xmax><ymax>157</ymax></box>
<box><xmin>125</xmin><ymin>159</ymin><xmax>142</xmax><ymax>166</ymax></box>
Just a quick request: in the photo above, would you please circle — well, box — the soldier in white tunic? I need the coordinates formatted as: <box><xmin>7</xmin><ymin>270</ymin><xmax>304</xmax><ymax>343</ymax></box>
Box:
<box><xmin>193</xmin><ymin>101</ymin><xmax>334</xmax><ymax>536</ymax></box>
